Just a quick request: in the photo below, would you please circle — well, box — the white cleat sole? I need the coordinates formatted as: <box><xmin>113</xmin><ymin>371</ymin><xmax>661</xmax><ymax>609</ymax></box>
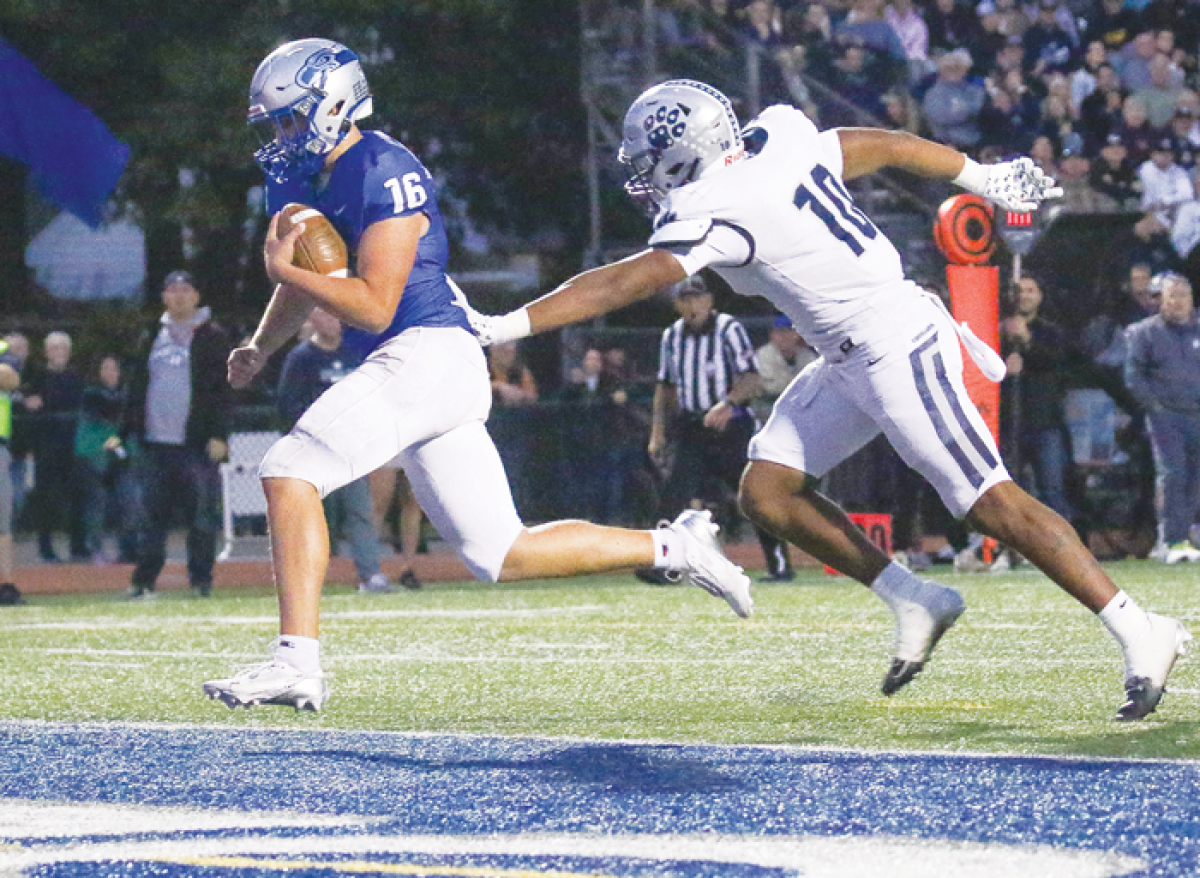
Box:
<box><xmin>202</xmin><ymin>681</ymin><xmax>328</xmax><ymax>713</ymax></box>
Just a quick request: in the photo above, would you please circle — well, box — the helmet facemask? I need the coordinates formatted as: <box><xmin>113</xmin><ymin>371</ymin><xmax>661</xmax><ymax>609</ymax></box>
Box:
<box><xmin>618</xmin><ymin>146</ymin><xmax>667</xmax><ymax>216</ymax></box>
<box><xmin>249</xmin><ymin>96</ymin><xmax>326</xmax><ymax>182</ymax></box>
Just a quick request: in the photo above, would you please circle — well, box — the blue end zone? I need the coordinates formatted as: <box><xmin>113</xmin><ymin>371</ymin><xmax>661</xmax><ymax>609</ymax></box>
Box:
<box><xmin>0</xmin><ymin>722</ymin><xmax>1195</xmax><ymax>876</ymax></box>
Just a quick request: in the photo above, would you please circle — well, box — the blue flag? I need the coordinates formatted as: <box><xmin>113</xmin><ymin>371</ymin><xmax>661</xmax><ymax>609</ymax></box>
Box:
<box><xmin>0</xmin><ymin>39</ymin><xmax>129</xmax><ymax>228</ymax></box>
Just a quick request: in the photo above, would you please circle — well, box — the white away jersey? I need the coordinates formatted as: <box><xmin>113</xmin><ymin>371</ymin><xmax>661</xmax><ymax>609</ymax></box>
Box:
<box><xmin>649</xmin><ymin>105</ymin><xmax>922</xmax><ymax>359</ymax></box>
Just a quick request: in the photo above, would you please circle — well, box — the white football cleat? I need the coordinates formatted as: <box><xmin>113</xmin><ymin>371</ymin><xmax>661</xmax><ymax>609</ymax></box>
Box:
<box><xmin>1164</xmin><ymin>541</ymin><xmax>1200</xmax><ymax>565</ymax></box>
<box><xmin>1116</xmin><ymin>612</ymin><xmax>1192</xmax><ymax>721</ymax></box>
<box><xmin>952</xmin><ymin>546</ymin><xmax>988</xmax><ymax>573</ymax></box>
<box><xmin>358</xmin><ymin>572</ymin><xmax>393</xmax><ymax>593</ymax></box>
<box><xmin>881</xmin><ymin>579</ymin><xmax>965</xmax><ymax>695</ymax></box>
<box><xmin>203</xmin><ymin>659</ymin><xmax>328</xmax><ymax>712</ymax></box>
<box><xmin>667</xmin><ymin>510</ymin><xmax>753</xmax><ymax>618</ymax></box>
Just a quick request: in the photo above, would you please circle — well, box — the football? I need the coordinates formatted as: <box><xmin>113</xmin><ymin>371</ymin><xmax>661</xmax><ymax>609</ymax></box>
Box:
<box><xmin>276</xmin><ymin>203</ymin><xmax>349</xmax><ymax>277</ymax></box>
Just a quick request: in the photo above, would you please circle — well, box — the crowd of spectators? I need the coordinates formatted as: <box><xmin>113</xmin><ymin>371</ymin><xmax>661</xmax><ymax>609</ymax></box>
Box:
<box><xmin>607</xmin><ymin>0</ymin><xmax>1200</xmax><ymax>281</ymax></box>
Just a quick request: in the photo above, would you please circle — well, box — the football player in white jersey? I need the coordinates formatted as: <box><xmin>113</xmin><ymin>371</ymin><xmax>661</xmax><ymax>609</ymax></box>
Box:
<box><xmin>469</xmin><ymin>79</ymin><xmax>1191</xmax><ymax>721</ymax></box>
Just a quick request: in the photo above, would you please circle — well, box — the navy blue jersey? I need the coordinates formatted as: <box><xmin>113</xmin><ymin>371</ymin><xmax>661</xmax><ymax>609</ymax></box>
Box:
<box><xmin>265</xmin><ymin>131</ymin><xmax>469</xmax><ymax>357</ymax></box>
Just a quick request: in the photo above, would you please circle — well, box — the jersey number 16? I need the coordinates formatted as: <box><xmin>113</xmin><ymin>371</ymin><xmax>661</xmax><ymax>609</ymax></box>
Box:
<box><xmin>793</xmin><ymin>164</ymin><xmax>878</xmax><ymax>256</ymax></box>
<box><xmin>385</xmin><ymin>173</ymin><xmax>428</xmax><ymax>213</ymax></box>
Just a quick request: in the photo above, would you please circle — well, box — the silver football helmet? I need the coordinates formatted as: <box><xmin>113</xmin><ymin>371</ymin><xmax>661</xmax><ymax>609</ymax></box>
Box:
<box><xmin>618</xmin><ymin>80</ymin><xmax>742</xmax><ymax>213</ymax></box>
<box><xmin>248</xmin><ymin>38</ymin><xmax>373</xmax><ymax>183</ymax></box>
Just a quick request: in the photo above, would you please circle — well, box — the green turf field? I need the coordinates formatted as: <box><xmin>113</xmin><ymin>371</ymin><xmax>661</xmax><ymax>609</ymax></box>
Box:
<box><xmin>1</xmin><ymin>560</ymin><xmax>1198</xmax><ymax>759</ymax></box>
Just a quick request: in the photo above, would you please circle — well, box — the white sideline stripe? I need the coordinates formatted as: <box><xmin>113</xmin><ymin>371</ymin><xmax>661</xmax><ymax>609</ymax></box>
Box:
<box><xmin>336</xmin><ymin>654</ymin><xmax>748</xmax><ymax>664</ymax></box>
<box><xmin>7</xmin><ymin>606</ymin><xmax>607</xmax><ymax>630</ymax></box>
<box><xmin>21</xmin><ymin>649</ymin><xmax>801</xmax><ymax>665</ymax></box>
<box><xmin>326</xmin><ymin>607</ymin><xmax>606</xmax><ymax>620</ymax></box>
<box><xmin>12</xmin><ymin>651</ymin><xmax>1141</xmax><ymax>674</ymax></box>
<box><xmin>6</xmin><ymin>647</ymin><xmax>1119</xmax><ymax>669</ymax></box>
<box><xmin>0</xmin><ymin>814</ymin><xmax>1145</xmax><ymax>878</ymax></box>
<box><xmin>38</xmin><ymin>650</ymin><xmax>258</xmax><ymax>659</ymax></box>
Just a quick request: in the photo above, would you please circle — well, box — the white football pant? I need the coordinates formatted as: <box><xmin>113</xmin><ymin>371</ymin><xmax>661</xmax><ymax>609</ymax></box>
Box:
<box><xmin>751</xmin><ymin>295</ymin><xmax>1010</xmax><ymax>517</ymax></box>
<box><xmin>260</xmin><ymin>326</ymin><xmax>523</xmax><ymax>580</ymax></box>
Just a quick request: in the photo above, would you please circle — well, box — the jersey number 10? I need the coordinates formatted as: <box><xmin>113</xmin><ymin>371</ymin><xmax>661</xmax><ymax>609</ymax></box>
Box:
<box><xmin>793</xmin><ymin>164</ymin><xmax>878</xmax><ymax>256</ymax></box>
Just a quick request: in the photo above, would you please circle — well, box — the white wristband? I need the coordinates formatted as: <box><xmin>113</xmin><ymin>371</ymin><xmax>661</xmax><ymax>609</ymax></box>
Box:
<box><xmin>952</xmin><ymin>157</ymin><xmax>989</xmax><ymax>195</ymax></box>
<box><xmin>491</xmin><ymin>308</ymin><xmax>532</xmax><ymax>345</ymax></box>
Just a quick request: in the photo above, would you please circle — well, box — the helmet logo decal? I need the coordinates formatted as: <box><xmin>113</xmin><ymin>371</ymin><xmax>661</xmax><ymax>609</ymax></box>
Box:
<box><xmin>644</xmin><ymin>105</ymin><xmax>689</xmax><ymax>152</ymax></box>
<box><xmin>295</xmin><ymin>49</ymin><xmax>344</xmax><ymax>91</ymax></box>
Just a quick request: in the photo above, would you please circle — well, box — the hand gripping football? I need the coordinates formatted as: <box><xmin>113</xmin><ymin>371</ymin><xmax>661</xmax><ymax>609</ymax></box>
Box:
<box><xmin>276</xmin><ymin>203</ymin><xmax>349</xmax><ymax>277</ymax></box>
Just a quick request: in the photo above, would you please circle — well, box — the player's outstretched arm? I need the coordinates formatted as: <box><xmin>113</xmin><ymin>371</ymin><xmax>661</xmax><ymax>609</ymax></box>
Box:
<box><xmin>835</xmin><ymin>128</ymin><xmax>1062</xmax><ymax>212</ymax></box>
<box><xmin>468</xmin><ymin>249</ymin><xmax>687</xmax><ymax>346</ymax></box>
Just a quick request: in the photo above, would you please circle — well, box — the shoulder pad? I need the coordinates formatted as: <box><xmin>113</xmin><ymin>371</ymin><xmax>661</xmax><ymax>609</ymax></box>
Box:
<box><xmin>743</xmin><ymin>125</ymin><xmax>768</xmax><ymax>155</ymax></box>
<box><xmin>649</xmin><ymin>218</ymin><xmax>714</xmax><ymax>248</ymax></box>
<box><xmin>750</xmin><ymin>105</ymin><xmax>818</xmax><ymax>142</ymax></box>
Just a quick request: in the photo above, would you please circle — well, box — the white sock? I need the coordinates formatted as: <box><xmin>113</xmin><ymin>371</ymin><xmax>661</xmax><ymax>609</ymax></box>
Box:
<box><xmin>273</xmin><ymin>635</ymin><xmax>321</xmax><ymax>674</ymax></box>
<box><xmin>1098</xmin><ymin>590</ymin><xmax>1151</xmax><ymax>654</ymax></box>
<box><xmin>651</xmin><ymin>528</ymin><xmax>687</xmax><ymax>569</ymax></box>
<box><xmin>870</xmin><ymin>561</ymin><xmax>919</xmax><ymax>609</ymax></box>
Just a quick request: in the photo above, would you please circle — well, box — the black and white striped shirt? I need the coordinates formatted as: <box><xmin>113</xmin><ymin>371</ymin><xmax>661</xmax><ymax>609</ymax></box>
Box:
<box><xmin>657</xmin><ymin>312</ymin><xmax>758</xmax><ymax>414</ymax></box>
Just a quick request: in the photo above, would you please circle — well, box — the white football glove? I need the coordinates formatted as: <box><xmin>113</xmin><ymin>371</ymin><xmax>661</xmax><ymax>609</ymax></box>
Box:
<box><xmin>460</xmin><ymin>300</ymin><xmax>498</xmax><ymax>346</ymax></box>
<box><xmin>980</xmin><ymin>157</ymin><xmax>1063</xmax><ymax>213</ymax></box>
<box><xmin>451</xmin><ymin>296</ymin><xmax>530</xmax><ymax>347</ymax></box>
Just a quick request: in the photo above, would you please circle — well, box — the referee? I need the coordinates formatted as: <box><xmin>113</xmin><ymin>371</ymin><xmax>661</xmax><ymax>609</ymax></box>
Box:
<box><xmin>648</xmin><ymin>278</ymin><xmax>793</xmax><ymax>581</ymax></box>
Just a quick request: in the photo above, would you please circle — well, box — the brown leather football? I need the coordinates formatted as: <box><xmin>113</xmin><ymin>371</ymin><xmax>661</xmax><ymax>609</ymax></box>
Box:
<box><xmin>276</xmin><ymin>203</ymin><xmax>349</xmax><ymax>277</ymax></box>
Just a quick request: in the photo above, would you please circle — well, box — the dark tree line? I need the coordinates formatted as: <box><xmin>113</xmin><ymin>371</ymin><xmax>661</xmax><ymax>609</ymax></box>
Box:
<box><xmin>0</xmin><ymin>0</ymin><xmax>587</xmax><ymax>319</ymax></box>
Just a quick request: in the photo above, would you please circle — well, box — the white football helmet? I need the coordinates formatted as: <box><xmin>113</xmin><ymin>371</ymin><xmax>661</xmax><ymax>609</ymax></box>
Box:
<box><xmin>248</xmin><ymin>38</ymin><xmax>373</xmax><ymax>182</ymax></box>
<box><xmin>618</xmin><ymin>80</ymin><xmax>742</xmax><ymax>213</ymax></box>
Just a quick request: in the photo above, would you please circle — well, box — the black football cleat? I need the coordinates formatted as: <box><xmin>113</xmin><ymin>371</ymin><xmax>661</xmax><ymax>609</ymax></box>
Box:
<box><xmin>634</xmin><ymin>567</ymin><xmax>684</xmax><ymax>586</ymax></box>
<box><xmin>1115</xmin><ymin>614</ymin><xmax>1192</xmax><ymax>721</ymax></box>
<box><xmin>1116</xmin><ymin>677</ymin><xmax>1166</xmax><ymax>722</ymax></box>
<box><xmin>882</xmin><ymin>658</ymin><xmax>926</xmax><ymax>695</ymax></box>
<box><xmin>881</xmin><ymin>583</ymin><xmax>964</xmax><ymax>696</ymax></box>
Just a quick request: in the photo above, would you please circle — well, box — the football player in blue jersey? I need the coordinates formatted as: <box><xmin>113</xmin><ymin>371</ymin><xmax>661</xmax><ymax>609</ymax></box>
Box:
<box><xmin>204</xmin><ymin>41</ymin><xmax>754</xmax><ymax>712</ymax></box>
<box><xmin>468</xmin><ymin>79</ymin><xmax>1191</xmax><ymax>720</ymax></box>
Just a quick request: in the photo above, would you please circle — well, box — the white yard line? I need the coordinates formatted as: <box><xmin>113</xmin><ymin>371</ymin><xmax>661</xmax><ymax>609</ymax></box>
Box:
<box><xmin>5</xmin><ymin>606</ymin><xmax>609</xmax><ymax>631</ymax></box>
<box><xmin>3</xmin><ymin>647</ymin><xmax>1129</xmax><ymax>669</ymax></box>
